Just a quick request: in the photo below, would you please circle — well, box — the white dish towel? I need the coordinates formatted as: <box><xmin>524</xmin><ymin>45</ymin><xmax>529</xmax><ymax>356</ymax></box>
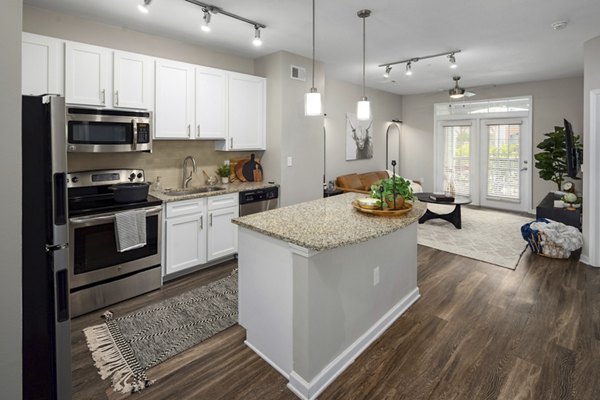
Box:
<box><xmin>114</xmin><ymin>210</ymin><xmax>147</xmax><ymax>252</ymax></box>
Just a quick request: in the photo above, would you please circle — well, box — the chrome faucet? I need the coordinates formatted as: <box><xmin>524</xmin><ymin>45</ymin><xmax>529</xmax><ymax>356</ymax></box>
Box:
<box><xmin>182</xmin><ymin>156</ymin><xmax>197</xmax><ymax>188</ymax></box>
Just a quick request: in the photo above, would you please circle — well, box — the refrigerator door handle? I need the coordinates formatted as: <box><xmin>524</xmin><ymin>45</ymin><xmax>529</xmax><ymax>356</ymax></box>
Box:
<box><xmin>54</xmin><ymin>172</ymin><xmax>67</xmax><ymax>226</ymax></box>
<box><xmin>56</xmin><ymin>269</ymin><xmax>69</xmax><ymax>322</ymax></box>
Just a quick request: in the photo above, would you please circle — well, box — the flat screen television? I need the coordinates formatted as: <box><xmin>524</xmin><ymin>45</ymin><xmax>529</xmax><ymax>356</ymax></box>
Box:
<box><xmin>564</xmin><ymin>118</ymin><xmax>582</xmax><ymax>179</ymax></box>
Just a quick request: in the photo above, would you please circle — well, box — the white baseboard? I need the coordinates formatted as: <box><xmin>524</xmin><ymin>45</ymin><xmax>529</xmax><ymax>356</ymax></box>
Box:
<box><xmin>286</xmin><ymin>287</ymin><xmax>421</xmax><ymax>400</ymax></box>
<box><xmin>244</xmin><ymin>340</ymin><xmax>290</xmax><ymax>380</ymax></box>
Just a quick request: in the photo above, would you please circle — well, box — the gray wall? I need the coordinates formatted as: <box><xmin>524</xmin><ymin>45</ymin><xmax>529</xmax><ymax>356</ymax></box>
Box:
<box><xmin>583</xmin><ymin>36</ymin><xmax>600</xmax><ymax>266</ymax></box>
<box><xmin>255</xmin><ymin>51</ymin><xmax>325</xmax><ymax>206</ymax></box>
<box><xmin>0</xmin><ymin>0</ymin><xmax>23</xmax><ymax>397</ymax></box>
<box><xmin>324</xmin><ymin>79</ymin><xmax>403</xmax><ymax>183</ymax></box>
<box><xmin>24</xmin><ymin>5</ymin><xmax>254</xmax><ymax>74</ymax></box>
<box><xmin>401</xmin><ymin>76</ymin><xmax>583</xmax><ymax>207</ymax></box>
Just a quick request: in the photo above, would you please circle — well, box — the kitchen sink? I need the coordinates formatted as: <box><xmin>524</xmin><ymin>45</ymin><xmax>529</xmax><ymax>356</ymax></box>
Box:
<box><xmin>162</xmin><ymin>187</ymin><xmax>226</xmax><ymax>196</ymax></box>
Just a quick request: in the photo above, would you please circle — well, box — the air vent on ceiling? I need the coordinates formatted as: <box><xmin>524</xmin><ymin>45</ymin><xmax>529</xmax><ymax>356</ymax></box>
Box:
<box><xmin>290</xmin><ymin>65</ymin><xmax>306</xmax><ymax>81</ymax></box>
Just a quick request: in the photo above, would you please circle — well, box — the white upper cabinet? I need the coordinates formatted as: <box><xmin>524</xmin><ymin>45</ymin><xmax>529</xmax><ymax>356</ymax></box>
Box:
<box><xmin>195</xmin><ymin>66</ymin><xmax>227</xmax><ymax>140</ymax></box>
<box><xmin>155</xmin><ymin>59</ymin><xmax>195</xmax><ymax>139</ymax></box>
<box><xmin>22</xmin><ymin>32</ymin><xmax>63</xmax><ymax>96</ymax></box>
<box><xmin>65</xmin><ymin>42</ymin><xmax>110</xmax><ymax>107</ymax></box>
<box><xmin>216</xmin><ymin>72</ymin><xmax>266</xmax><ymax>151</ymax></box>
<box><xmin>113</xmin><ymin>51</ymin><xmax>154</xmax><ymax>110</ymax></box>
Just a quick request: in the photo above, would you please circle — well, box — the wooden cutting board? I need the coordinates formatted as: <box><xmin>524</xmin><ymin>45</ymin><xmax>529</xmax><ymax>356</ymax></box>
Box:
<box><xmin>235</xmin><ymin>154</ymin><xmax>263</xmax><ymax>182</ymax></box>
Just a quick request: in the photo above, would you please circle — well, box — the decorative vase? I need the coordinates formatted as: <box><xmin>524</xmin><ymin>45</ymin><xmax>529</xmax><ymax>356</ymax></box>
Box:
<box><xmin>385</xmin><ymin>195</ymin><xmax>404</xmax><ymax>210</ymax></box>
<box><xmin>221</xmin><ymin>176</ymin><xmax>229</xmax><ymax>184</ymax></box>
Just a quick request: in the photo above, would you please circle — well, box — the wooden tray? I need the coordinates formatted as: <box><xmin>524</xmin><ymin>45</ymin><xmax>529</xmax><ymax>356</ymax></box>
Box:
<box><xmin>352</xmin><ymin>200</ymin><xmax>413</xmax><ymax>216</ymax></box>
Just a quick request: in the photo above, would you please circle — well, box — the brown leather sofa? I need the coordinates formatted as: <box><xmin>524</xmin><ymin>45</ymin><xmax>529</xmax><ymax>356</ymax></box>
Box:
<box><xmin>336</xmin><ymin>171</ymin><xmax>389</xmax><ymax>194</ymax></box>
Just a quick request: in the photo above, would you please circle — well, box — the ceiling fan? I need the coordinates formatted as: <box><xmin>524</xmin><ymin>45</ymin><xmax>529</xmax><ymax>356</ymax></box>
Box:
<box><xmin>449</xmin><ymin>76</ymin><xmax>475</xmax><ymax>99</ymax></box>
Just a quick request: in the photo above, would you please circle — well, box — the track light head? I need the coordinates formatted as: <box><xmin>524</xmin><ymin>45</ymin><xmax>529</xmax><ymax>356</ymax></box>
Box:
<box><xmin>405</xmin><ymin>62</ymin><xmax>413</xmax><ymax>76</ymax></box>
<box><xmin>383</xmin><ymin>65</ymin><xmax>392</xmax><ymax>79</ymax></box>
<box><xmin>252</xmin><ymin>26</ymin><xmax>262</xmax><ymax>47</ymax></box>
<box><xmin>449</xmin><ymin>53</ymin><xmax>457</xmax><ymax>69</ymax></box>
<box><xmin>138</xmin><ymin>0</ymin><xmax>151</xmax><ymax>14</ymax></box>
<box><xmin>201</xmin><ymin>8</ymin><xmax>212</xmax><ymax>32</ymax></box>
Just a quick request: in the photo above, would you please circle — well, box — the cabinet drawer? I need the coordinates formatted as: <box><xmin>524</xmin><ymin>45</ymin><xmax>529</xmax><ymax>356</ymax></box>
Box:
<box><xmin>207</xmin><ymin>193</ymin><xmax>238</xmax><ymax>211</ymax></box>
<box><xmin>166</xmin><ymin>198</ymin><xmax>206</xmax><ymax>218</ymax></box>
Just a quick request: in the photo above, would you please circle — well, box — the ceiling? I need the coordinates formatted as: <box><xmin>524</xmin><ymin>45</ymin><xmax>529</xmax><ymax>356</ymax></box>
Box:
<box><xmin>23</xmin><ymin>0</ymin><xmax>600</xmax><ymax>95</ymax></box>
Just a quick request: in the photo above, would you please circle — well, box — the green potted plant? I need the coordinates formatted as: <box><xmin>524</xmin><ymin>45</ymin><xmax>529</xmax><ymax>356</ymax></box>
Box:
<box><xmin>534</xmin><ymin>125</ymin><xmax>582</xmax><ymax>190</ymax></box>
<box><xmin>369</xmin><ymin>175</ymin><xmax>415</xmax><ymax>209</ymax></box>
<box><xmin>216</xmin><ymin>164</ymin><xmax>231</xmax><ymax>184</ymax></box>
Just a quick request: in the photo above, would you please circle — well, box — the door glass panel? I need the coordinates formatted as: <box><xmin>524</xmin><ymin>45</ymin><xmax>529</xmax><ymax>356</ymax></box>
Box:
<box><xmin>487</xmin><ymin>124</ymin><xmax>520</xmax><ymax>200</ymax></box>
<box><xmin>443</xmin><ymin>126</ymin><xmax>470</xmax><ymax>196</ymax></box>
<box><xmin>68</xmin><ymin>121</ymin><xmax>132</xmax><ymax>144</ymax></box>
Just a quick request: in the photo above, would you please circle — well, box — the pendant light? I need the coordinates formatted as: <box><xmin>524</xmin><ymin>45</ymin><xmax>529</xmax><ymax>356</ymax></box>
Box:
<box><xmin>356</xmin><ymin>9</ymin><xmax>371</xmax><ymax>121</ymax></box>
<box><xmin>304</xmin><ymin>0</ymin><xmax>322</xmax><ymax>116</ymax></box>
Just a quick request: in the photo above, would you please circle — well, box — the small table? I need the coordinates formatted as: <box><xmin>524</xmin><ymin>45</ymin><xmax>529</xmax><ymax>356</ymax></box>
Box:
<box><xmin>415</xmin><ymin>192</ymin><xmax>472</xmax><ymax>229</ymax></box>
<box><xmin>323</xmin><ymin>188</ymin><xmax>344</xmax><ymax>198</ymax></box>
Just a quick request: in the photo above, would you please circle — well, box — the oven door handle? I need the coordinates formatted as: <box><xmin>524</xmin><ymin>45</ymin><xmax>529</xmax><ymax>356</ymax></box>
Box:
<box><xmin>69</xmin><ymin>205</ymin><xmax>163</xmax><ymax>226</ymax></box>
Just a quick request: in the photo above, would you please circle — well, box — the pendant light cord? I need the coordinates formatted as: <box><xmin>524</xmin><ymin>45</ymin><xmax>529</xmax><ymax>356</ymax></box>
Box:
<box><xmin>362</xmin><ymin>15</ymin><xmax>366</xmax><ymax>98</ymax></box>
<box><xmin>312</xmin><ymin>0</ymin><xmax>316</xmax><ymax>89</ymax></box>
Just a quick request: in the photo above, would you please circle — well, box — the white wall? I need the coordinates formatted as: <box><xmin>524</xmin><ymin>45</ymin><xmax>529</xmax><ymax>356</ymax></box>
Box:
<box><xmin>255</xmin><ymin>51</ymin><xmax>325</xmax><ymax>207</ymax></box>
<box><xmin>582</xmin><ymin>36</ymin><xmax>600</xmax><ymax>267</ymax></box>
<box><xmin>0</xmin><ymin>0</ymin><xmax>23</xmax><ymax>397</ymax></box>
<box><xmin>401</xmin><ymin>76</ymin><xmax>583</xmax><ymax>207</ymax></box>
<box><xmin>324</xmin><ymin>79</ymin><xmax>403</xmax><ymax>183</ymax></box>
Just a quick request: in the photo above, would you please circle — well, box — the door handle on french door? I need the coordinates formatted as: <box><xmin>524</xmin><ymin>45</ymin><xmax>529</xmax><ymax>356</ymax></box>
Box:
<box><xmin>520</xmin><ymin>167</ymin><xmax>528</xmax><ymax>171</ymax></box>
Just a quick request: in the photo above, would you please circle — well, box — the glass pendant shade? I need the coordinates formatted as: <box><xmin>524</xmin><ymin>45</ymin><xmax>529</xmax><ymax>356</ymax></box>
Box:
<box><xmin>357</xmin><ymin>98</ymin><xmax>371</xmax><ymax>120</ymax></box>
<box><xmin>304</xmin><ymin>90</ymin><xmax>322</xmax><ymax>116</ymax></box>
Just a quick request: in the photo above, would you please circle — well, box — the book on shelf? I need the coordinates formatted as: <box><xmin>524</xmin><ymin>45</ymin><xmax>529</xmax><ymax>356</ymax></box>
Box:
<box><xmin>430</xmin><ymin>194</ymin><xmax>455</xmax><ymax>202</ymax></box>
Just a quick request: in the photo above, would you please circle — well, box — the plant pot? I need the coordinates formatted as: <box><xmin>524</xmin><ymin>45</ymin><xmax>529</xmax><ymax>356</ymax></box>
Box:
<box><xmin>385</xmin><ymin>195</ymin><xmax>404</xmax><ymax>210</ymax></box>
<box><xmin>221</xmin><ymin>177</ymin><xmax>229</xmax><ymax>184</ymax></box>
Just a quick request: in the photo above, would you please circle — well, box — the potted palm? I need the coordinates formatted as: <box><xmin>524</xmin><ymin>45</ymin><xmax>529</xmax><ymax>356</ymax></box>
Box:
<box><xmin>370</xmin><ymin>175</ymin><xmax>415</xmax><ymax>209</ymax></box>
<box><xmin>216</xmin><ymin>164</ymin><xmax>231</xmax><ymax>184</ymax></box>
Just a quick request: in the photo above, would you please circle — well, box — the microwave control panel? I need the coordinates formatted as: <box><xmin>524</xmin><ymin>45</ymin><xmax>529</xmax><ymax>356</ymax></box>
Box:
<box><xmin>137</xmin><ymin>123</ymin><xmax>150</xmax><ymax>144</ymax></box>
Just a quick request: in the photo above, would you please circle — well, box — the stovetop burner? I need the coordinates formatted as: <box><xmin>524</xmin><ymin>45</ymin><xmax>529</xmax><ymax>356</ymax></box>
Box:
<box><xmin>67</xmin><ymin>169</ymin><xmax>162</xmax><ymax>217</ymax></box>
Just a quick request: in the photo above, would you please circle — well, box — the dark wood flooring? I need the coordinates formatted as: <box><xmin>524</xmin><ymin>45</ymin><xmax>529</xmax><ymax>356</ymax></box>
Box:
<box><xmin>72</xmin><ymin>247</ymin><xmax>600</xmax><ymax>400</ymax></box>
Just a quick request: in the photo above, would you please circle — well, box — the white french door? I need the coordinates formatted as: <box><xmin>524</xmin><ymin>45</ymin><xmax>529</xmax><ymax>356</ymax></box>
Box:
<box><xmin>479</xmin><ymin>119</ymin><xmax>531</xmax><ymax>211</ymax></box>
<box><xmin>435</xmin><ymin>115</ymin><xmax>532</xmax><ymax>212</ymax></box>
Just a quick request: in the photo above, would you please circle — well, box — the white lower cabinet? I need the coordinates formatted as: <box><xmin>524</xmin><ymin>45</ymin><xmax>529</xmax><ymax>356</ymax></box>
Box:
<box><xmin>164</xmin><ymin>199</ymin><xmax>207</xmax><ymax>275</ymax></box>
<box><xmin>163</xmin><ymin>193</ymin><xmax>238</xmax><ymax>277</ymax></box>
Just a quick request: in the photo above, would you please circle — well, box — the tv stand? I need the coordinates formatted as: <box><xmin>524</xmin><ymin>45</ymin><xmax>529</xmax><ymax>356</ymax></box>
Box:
<box><xmin>536</xmin><ymin>192</ymin><xmax>581</xmax><ymax>230</ymax></box>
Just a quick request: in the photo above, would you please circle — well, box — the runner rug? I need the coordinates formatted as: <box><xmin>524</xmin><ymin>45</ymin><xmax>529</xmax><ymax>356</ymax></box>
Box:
<box><xmin>417</xmin><ymin>204</ymin><xmax>532</xmax><ymax>270</ymax></box>
<box><xmin>83</xmin><ymin>270</ymin><xmax>238</xmax><ymax>394</ymax></box>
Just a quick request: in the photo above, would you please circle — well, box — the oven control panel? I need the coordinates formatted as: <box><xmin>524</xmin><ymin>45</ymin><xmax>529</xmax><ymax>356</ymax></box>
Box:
<box><xmin>67</xmin><ymin>169</ymin><xmax>145</xmax><ymax>188</ymax></box>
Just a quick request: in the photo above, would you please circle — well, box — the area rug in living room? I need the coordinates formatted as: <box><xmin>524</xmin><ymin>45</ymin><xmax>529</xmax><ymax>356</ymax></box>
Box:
<box><xmin>417</xmin><ymin>204</ymin><xmax>532</xmax><ymax>270</ymax></box>
<box><xmin>83</xmin><ymin>270</ymin><xmax>238</xmax><ymax>394</ymax></box>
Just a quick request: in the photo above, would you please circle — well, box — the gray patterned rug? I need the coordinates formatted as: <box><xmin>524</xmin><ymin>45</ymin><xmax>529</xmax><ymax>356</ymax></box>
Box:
<box><xmin>84</xmin><ymin>270</ymin><xmax>238</xmax><ymax>394</ymax></box>
<box><xmin>418</xmin><ymin>205</ymin><xmax>532</xmax><ymax>270</ymax></box>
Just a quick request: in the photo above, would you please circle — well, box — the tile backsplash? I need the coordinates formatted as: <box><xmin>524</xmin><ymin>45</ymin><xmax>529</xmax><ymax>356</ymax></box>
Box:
<box><xmin>68</xmin><ymin>140</ymin><xmax>264</xmax><ymax>189</ymax></box>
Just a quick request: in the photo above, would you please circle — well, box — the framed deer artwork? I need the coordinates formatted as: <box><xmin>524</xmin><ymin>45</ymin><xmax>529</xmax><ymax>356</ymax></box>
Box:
<box><xmin>346</xmin><ymin>113</ymin><xmax>374</xmax><ymax>161</ymax></box>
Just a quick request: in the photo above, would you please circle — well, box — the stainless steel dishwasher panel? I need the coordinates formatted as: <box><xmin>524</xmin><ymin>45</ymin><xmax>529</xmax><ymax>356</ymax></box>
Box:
<box><xmin>239</xmin><ymin>186</ymin><xmax>279</xmax><ymax>216</ymax></box>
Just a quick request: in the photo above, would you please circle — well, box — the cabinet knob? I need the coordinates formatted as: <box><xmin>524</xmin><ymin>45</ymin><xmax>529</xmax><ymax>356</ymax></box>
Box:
<box><xmin>114</xmin><ymin>90</ymin><xmax>119</xmax><ymax>106</ymax></box>
<box><xmin>230</xmin><ymin>137</ymin><xmax>233</xmax><ymax>148</ymax></box>
<box><xmin>200</xmin><ymin>215</ymin><xmax>203</xmax><ymax>230</ymax></box>
<box><xmin>101</xmin><ymin>89</ymin><xmax>106</xmax><ymax>104</ymax></box>
<box><xmin>187</xmin><ymin>124</ymin><xmax>191</xmax><ymax>137</ymax></box>
<box><xmin>197</xmin><ymin>125</ymin><xmax>200</xmax><ymax>138</ymax></box>
<box><xmin>209</xmin><ymin>213</ymin><xmax>213</xmax><ymax>227</ymax></box>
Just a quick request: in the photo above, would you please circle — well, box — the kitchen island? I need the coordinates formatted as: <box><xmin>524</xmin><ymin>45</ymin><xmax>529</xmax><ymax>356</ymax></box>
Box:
<box><xmin>233</xmin><ymin>193</ymin><xmax>426</xmax><ymax>400</ymax></box>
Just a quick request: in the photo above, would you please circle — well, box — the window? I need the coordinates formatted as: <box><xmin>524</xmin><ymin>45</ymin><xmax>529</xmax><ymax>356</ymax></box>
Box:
<box><xmin>486</xmin><ymin>124</ymin><xmax>521</xmax><ymax>200</ymax></box>
<box><xmin>443</xmin><ymin>125</ymin><xmax>471</xmax><ymax>196</ymax></box>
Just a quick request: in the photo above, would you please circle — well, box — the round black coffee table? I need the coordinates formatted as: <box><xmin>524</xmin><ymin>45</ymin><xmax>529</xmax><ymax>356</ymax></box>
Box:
<box><xmin>415</xmin><ymin>192</ymin><xmax>472</xmax><ymax>229</ymax></box>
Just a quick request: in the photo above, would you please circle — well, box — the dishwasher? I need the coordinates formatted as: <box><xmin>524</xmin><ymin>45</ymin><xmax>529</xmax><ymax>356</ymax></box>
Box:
<box><xmin>239</xmin><ymin>186</ymin><xmax>279</xmax><ymax>216</ymax></box>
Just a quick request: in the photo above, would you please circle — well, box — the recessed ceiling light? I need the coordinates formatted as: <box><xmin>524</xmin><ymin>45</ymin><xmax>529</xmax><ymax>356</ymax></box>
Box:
<box><xmin>551</xmin><ymin>20</ymin><xmax>568</xmax><ymax>31</ymax></box>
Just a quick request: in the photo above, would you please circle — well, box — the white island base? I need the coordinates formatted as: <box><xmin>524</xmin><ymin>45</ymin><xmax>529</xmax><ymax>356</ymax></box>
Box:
<box><xmin>238</xmin><ymin>224</ymin><xmax>420</xmax><ymax>400</ymax></box>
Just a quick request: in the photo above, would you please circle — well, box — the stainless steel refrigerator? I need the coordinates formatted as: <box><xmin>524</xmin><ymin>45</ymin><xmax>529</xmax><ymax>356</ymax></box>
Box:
<box><xmin>22</xmin><ymin>95</ymin><xmax>71</xmax><ymax>400</ymax></box>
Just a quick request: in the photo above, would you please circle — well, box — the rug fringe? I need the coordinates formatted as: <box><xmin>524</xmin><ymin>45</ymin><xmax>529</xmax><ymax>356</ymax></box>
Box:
<box><xmin>83</xmin><ymin>323</ymin><xmax>149</xmax><ymax>394</ymax></box>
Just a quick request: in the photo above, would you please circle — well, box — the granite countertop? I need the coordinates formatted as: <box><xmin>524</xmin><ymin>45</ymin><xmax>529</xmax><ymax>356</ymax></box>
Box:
<box><xmin>150</xmin><ymin>181</ymin><xmax>278</xmax><ymax>202</ymax></box>
<box><xmin>233</xmin><ymin>192</ymin><xmax>427</xmax><ymax>252</ymax></box>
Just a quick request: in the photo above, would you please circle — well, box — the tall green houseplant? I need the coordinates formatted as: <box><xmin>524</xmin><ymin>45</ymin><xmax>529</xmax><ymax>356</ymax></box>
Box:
<box><xmin>534</xmin><ymin>126</ymin><xmax>582</xmax><ymax>190</ymax></box>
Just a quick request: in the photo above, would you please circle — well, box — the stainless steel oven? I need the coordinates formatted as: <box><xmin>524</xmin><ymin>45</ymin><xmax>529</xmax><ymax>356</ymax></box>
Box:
<box><xmin>66</xmin><ymin>107</ymin><xmax>152</xmax><ymax>153</ymax></box>
<box><xmin>68</xmin><ymin>169</ymin><xmax>162</xmax><ymax>317</ymax></box>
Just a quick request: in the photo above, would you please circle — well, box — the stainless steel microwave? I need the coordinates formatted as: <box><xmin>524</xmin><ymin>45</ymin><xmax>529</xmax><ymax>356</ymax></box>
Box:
<box><xmin>66</xmin><ymin>107</ymin><xmax>152</xmax><ymax>153</ymax></box>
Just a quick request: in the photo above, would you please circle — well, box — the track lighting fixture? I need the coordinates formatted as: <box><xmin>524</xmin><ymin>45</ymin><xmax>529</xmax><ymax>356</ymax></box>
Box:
<box><xmin>448</xmin><ymin>53</ymin><xmax>457</xmax><ymax>69</ymax></box>
<box><xmin>252</xmin><ymin>26</ymin><xmax>262</xmax><ymax>47</ymax></box>
<box><xmin>356</xmin><ymin>9</ymin><xmax>372</xmax><ymax>121</ymax></box>
<box><xmin>201</xmin><ymin>8</ymin><xmax>212</xmax><ymax>32</ymax></box>
<box><xmin>185</xmin><ymin>1</ymin><xmax>267</xmax><ymax>47</ymax></box>
<box><xmin>379</xmin><ymin>50</ymin><xmax>461</xmax><ymax>78</ymax></box>
<box><xmin>304</xmin><ymin>0</ymin><xmax>322</xmax><ymax>116</ymax></box>
<box><xmin>138</xmin><ymin>0</ymin><xmax>151</xmax><ymax>14</ymax></box>
<box><xmin>383</xmin><ymin>65</ymin><xmax>392</xmax><ymax>79</ymax></box>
